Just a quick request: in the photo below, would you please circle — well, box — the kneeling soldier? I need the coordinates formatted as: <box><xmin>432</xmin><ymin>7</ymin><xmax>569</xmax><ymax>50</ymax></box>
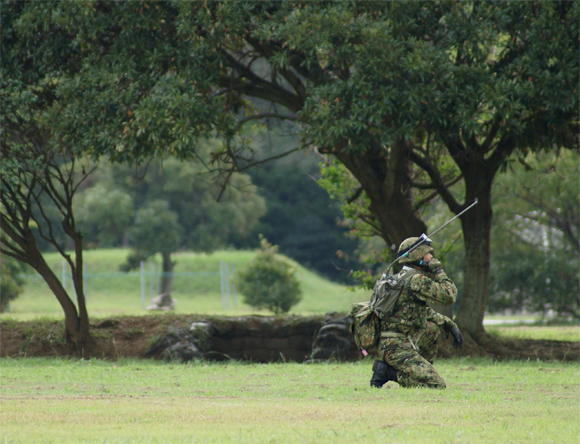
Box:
<box><xmin>371</xmin><ymin>236</ymin><xmax>463</xmax><ymax>389</ymax></box>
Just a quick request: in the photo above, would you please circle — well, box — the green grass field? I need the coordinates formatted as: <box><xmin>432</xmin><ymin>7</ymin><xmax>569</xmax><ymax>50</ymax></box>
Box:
<box><xmin>1</xmin><ymin>357</ymin><xmax>578</xmax><ymax>444</ymax></box>
<box><xmin>486</xmin><ymin>325</ymin><xmax>580</xmax><ymax>342</ymax></box>
<box><xmin>2</xmin><ymin>249</ymin><xmax>579</xmax><ymax>443</ymax></box>
<box><xmin>5</xmin><ymin>249</ymin><xmax>368</xmax><ymax>319</ymax></box>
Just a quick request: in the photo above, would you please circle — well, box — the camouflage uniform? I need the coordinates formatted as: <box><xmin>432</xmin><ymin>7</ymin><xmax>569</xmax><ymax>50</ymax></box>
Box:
<box><xmin>377</xmin><ymin>266</ymin><xmax>458</xmax><ymax>389</ymax></box>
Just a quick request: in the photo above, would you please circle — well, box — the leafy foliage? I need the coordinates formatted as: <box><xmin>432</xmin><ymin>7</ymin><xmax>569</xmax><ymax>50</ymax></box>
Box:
<box><xmin>237</xmin><ymin>237</ymin><xmax>302</xmax><ymax>315</ymax></box>
<box><xmin>75</xmin><ymin>184</ymin><xmax>134</xmax><ymax>248</ymax></box>
<box><xmin>4</xmin><ymin>1</ymin><xmax>578</xmax><ymax>337</ymax></box>
<box><xmin>488</xmin><ymin>251</ymin><xmax>579</xmax><ymax>319</ymax></box>
<box><xmin>0</xmin><ymin>257</ymin><xmax>26</xmax><ymax>312</ymax></box>
<box><xmin>130</xmin><ymin>200</ymin><xmax>183</xmax><ymax>258</ymax></box>
<box><xmin>72</xmin><ymin>157</ymin><xmax>266</xmax><ymax>294</ymax></box>
<box><xmin>488</xmin><ymin>151</ymin><xmax>579</xmax><ymax>319</ymax></box>
<box><xmin>74</xmin><ymin>157</ymin><xmax>266</xmax><ymax>252</ymax></box>
<box><xmin>243</xmin><ymin>150</ymin><xmax>361</xmax><ymax>283</ymax></box>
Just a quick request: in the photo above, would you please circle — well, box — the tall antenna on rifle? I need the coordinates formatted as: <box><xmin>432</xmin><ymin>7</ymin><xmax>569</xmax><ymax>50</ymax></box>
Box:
<box><xmin>385</xmin><ymin>199</ymin><xmax>478</xmax><ymax>274</ymax></box>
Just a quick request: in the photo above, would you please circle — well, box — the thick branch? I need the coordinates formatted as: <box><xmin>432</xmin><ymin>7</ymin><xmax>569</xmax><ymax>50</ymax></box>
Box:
<box><xmin>409</xmin><ymin>149</ymin><xmax>462</xmax><ymax>214</ymax></box>
<box><xmin>347</xmin><ymin>186</ymin><xmax>364</xmax><ymax>204</ymax></box>
<box><xmin>0</xmin><ymin>240</ymin><xmax>30</xmax><ymax>264</ymax></box>
<box><xmin>235</xmin><ymin>147</ymin><xmax>301</xmax><ymax>172</ymax></box>
<box><xmin>0</xmin><ymin>218</ymin><xmax>27</xmax><ymax>254</ymax></box>
<box><xmin>244</xmin><ymin>36</ymin><xmax>308</xmax><ymax>101</ymax></box>
<box><xmin>0</xmin><ymin>183</ymin><xmax>28</xmax><ymax>238</ymax></box>
<box><xmin>413</xmin><ymin>174</ymin><xmax>464</xmax><ymax>211</ymax></box>
<box><xmin>481</xmin><ymin>114</ymin><xmax>503</xmax><ymax>154</ymax></box>
<box><xmin>486</xmin><ymin>133</ymin><xmax>517</xmax><ymax>175</ymax></box>
<box><xmin>440</xmin><ymin>133</ymin><xmax>470</xmax><ymax>173</ymax></box>
<box><xmin>233</xmin><ymin>112</ymin><xmax>300</xmax><ymax>134</ymax></box>
<box><xmin>219</xmin><ymin>49</ymin><xmax>303</xmax><ymax>113</ymax></box>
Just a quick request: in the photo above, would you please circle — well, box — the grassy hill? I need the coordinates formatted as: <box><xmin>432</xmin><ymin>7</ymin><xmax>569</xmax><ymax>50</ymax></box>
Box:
<box><xmin>4</xmin><ymin>249</ymin><xmax>369</xmax><ymax>320</ymax></box>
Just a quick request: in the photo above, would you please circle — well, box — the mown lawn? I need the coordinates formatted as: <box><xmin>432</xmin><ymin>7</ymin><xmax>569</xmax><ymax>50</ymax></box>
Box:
<box><xmin>486</xmin><ymin>325</ymin><xmax>580</xmax><ymax>342</ymax></box>
<box><xmin>0</xmin><ymin>357</ymin><xmax>578</xmax><ymax>444</ymax></box>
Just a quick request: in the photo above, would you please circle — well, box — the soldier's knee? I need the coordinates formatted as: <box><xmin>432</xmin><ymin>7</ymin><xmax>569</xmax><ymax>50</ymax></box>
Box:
<box><xmin>430</xmin><ymin>373</ymin><xmax>446</xmax><ymax>389</ymax></box>
<box><xmin>432</xmin><ymin>380</ymin><xmax>446</xmax><ymax>389</ymax></box>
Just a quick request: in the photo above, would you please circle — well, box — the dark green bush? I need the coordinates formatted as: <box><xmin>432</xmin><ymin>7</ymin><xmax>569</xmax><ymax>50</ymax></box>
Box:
<box><xmin>237</xmin><ymin>237</ymin><xmax>302</xmax><ymax>315</ymax></box>
<box><xmin>0</xmin><ymin>257</ymin><xmax>25</xmax><ymax>312</ymax></box>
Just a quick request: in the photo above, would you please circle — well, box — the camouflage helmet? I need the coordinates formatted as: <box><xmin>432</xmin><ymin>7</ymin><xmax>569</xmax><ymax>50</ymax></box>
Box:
<box><xmin>397</xmin><ymin>235</ymin><xmax>433</xmax><ymax>264</ymax></box>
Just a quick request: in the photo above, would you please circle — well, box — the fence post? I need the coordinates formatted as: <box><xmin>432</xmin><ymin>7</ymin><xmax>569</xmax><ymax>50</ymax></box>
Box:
<box><xmin>149</xmin><ymin>261</ymin><xmax>154</xmax><ymax>302</ymax></box>
<box><xmin>220</xmin><ymin>260</ymin><xmax>225</xmax><ymax>310</ymax></box>
<box><xmin>140</xmin><ymin>261</ymin><xmax>145</xmax><ymax>310</ymax></box>
<box><xmin>156</xmin><ymin>262</ymin><xmax>160</xmax><ymax>295</ymax></box>
<box><xmin>225</xmin><ymin>262</ymin><xmax>230</xmax><ymax>309</ymax></box>
<box><xmin>231</xmin><ymin>264</ymin><xmax>236</xmax><ymax>308</ymax></box>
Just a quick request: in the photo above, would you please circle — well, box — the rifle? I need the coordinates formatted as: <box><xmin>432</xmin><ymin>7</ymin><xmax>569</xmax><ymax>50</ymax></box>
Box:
<box><xmin>385</xmin><ymin>199</ymin><xmax>478</xmax><ymax>274</ymax></box>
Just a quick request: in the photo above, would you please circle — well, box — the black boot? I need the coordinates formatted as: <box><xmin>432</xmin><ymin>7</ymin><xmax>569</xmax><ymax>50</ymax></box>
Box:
<box><xmin>370</xmin><ymin>360</ymin><xmax>398</xmax><ymax>388</ymax></box>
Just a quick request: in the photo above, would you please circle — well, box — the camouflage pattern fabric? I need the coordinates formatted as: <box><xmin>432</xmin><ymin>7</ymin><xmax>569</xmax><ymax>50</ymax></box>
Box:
<box><xmin>382</xmin><ymin>267</ymin><xmax>457</xmax><ymax>336</ymax></box>
<box><xmin>397</xmin><ymin>237</ymin><xmax>433</xmax><ymax>264</ymax></box>
<box><xmin>376</xmin><ymin>266</ymin><xmax>458</xmax><ymax>389</ymax></box>
<box><xmin>349</xmin><ymin>302</ymin><xmax>381</xmax><ymax>351</ymax></box>
<box><xmin>378</xmin><ymin>321</ymin><xmax>445</xmax><ymax>388</ymax></box>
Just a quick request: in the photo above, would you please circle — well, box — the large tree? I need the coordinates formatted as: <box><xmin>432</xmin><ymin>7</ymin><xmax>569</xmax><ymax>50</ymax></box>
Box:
<box><xmin>78</xmin><ymin>157</ymin><xmax>266</xmax><ymax>296</ymax></box>
<box><xmin>0</xmin><ymin>1</ymin><xmax>261</xmax><ymax>343</ymax></box>
<box><xmin>6</xmin><ymin>2</ymin><xmax>577</xmax><ymax>351</ymax></box>
<box><xmin>1</xmin><ymin>3</ymin><xmax>96</xmax><ymax>344</ymax></box>
<box><xmin>0</xmin><ymin>137</ymin><xmax>94</xmax><ymax>345</ymax></box>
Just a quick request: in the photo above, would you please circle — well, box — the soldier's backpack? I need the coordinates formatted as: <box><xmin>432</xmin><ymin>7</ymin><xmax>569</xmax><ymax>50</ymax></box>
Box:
<box><xmin>349</xmin><ymin>268</ymin><xmax>419</xmax><ymax>355</ymax></box>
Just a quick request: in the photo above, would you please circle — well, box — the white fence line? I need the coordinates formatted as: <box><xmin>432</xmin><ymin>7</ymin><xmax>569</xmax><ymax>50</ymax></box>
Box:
<box><xmin>23</xmin><ymin>260</ymin><xmax>237</xmax><ymax>311</ymax></box>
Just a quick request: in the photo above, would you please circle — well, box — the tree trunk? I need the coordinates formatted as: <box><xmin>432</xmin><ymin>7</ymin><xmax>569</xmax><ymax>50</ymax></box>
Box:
<box><xmin>71</xmin><ymin>235</ymin><xmax>90</xmax><ymax>345</ymax></box>
<box><xmin>160</xmin><ymin>251</ymin><xmax>174</xmax><ymax>295</ymax></box>
<box><xmin>454</xmin><ymin>187</ymin><xmax>515</xmax><ymax>357</ymax></box>
<box><xmin>370</xmin><ymin>192</ymin><xmax>427</xmax><ymax>246</ymax></box>
<box><xmin>33</xmin><ymin>257</ymin><xmax>89</xmax><ymax>345</ymax></box>
<box><xmin>454</xmin><ymin>172</ymin><xmax>493</xmax><ymax>339</ymax></box>
<box><xmin>335</xmin><ymin>143</ymin><xmax>427</xmax><ymax>248</ymax></box>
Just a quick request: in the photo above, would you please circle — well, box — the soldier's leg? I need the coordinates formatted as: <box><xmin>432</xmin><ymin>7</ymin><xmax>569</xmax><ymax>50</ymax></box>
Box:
<box><xmin>379</xmin><ymin>338</ymin><xmax>446</xmax><ymax>389</ymax></box>
<box><xmin>413</xmin><ymin>321</ymin><xmax>440</xmax><ymax>364</ymax></box>
<box><xmin>372</xmin><ymin>338</ymin><xmax>402</xmax><ymax>388</ymax></box>
<box><xmin>370</xmin><ymin>359</ymin><xmax>398</xmax><ymax>388</ymax></box>
<box><xmin>395</xmin><ymin>353</ymin><xmax>446</xmax><ymax>389</ymax></box>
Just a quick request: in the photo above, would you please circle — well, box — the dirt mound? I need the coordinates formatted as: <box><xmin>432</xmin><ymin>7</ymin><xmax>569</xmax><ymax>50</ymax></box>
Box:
<box><xmin>437</xmin><ymin>333</ymin><xmax>580</xmax><ymax>362</ymax></box>
<box><xmin>1</xmin><ymin>315</ymin><xmax>578</xmax><ymax>362</ymax></box>
<box><xmin>0</xmin><ymin>314</ymin><xmax>201</xmax><ymax>360</ymax></box>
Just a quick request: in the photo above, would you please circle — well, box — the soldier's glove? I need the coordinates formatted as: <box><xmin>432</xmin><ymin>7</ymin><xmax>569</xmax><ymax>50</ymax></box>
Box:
<box><xmin>427</xmin><ymin>259</ymin><xmax>444</xmax><ymax>275</ymax></box>
<box><xmin>448</xmin><ymin>327</ymin><xmax>463</xmax><ymax>349</ymax></box>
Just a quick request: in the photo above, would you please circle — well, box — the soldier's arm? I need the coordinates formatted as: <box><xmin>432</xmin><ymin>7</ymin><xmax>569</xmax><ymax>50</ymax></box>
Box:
<box><xmin>408</xmin><ymin>272</ymin><xmax>457</xmax><ymax>306</ymax></box>
<box><xmin>426</xmin><ymin>307</ymin><xmax>458</xmax><ymax>331</ymax></box>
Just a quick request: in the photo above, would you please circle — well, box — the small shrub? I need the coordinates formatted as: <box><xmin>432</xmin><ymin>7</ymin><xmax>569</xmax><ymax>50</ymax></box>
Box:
<box><xmin>237</xmin><ymin>237</ymin><xmax>302</xmax><ymax>315</ymax></box>
<box><xmin>0</xmin><ymin>257</ymin><xmax>25</xmax><ymax>312</ymax></box>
